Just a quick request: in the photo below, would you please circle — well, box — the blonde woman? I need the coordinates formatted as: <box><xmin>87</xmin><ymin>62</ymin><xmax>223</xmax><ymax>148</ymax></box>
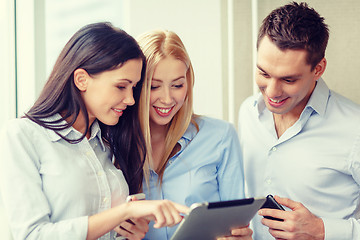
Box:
<box><xmin>136</xmin><ymin>30</ymin><xmax>251</xmax><ymax>240</ymax></box>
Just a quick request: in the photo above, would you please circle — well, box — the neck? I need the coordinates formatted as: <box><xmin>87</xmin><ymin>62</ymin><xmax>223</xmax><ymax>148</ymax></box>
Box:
<box><xmin>149</xmin><ymin>121</ymin><xmax>168</xmax><ymax>141</ymax></box>
<box><xmin>273</xmin><ymin>113</ymin><xmax>299</xmax><ymax>138</ymax></box>
<box><xmin>149</xmin><ymin>121</ymin><xmax>167</xmax><ymax>170</ymax></box>
<box><xmin>66</xmin><ymin>111</ymin><xmax>93</xmax><ymax>139</ymax></box>
<box><xmin>273</xmin><ymin>87</ymin><xmax>314</xmax><ymax>138</ymax></box>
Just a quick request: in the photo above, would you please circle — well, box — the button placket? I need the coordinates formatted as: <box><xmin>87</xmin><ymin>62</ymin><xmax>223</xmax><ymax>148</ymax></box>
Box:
<box><xmin>81</xmin><ymin>139</ymin><xmax>111</xmax><ymax>210</ymax></box>
<box><xmin>264</xmin><ymin>144</ymin><xmax>278</xmax><ymax>190</ymax></box>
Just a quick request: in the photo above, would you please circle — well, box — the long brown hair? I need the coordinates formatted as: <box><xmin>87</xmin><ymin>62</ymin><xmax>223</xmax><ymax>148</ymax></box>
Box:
<box><xmin>25</xmin><ymin>22</ymin><xmax>146</xmax><ymax>194</ymax></box>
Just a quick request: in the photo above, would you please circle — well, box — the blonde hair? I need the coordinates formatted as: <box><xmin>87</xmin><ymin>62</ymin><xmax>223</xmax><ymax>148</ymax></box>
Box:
<box><xmin>137</xmin><ymin>30</ymin><xmax>198</xmax><ymax>185</ymax></box>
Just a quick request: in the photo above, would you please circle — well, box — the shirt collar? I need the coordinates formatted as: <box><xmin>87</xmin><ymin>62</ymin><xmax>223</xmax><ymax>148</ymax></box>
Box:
<box><xmin>89</xmin><ymin>120</ymin><xmax>106</xmax><ymax>151</ymax></box>
<box><xmin>305</xmin><ymin>78</ymin><xmax>330</xmax><ymax>117</ymax></box>
<box><xmin>44</xmin><ymin>114</ymin><xmax>106</xmax><ymax>151</ymax></box>
<box><xmin>181</xmin><ymin>120</ymin><xmax>198</xmax><ymax>142</ymax></box>
<box><xmin>44</xmin><ymin>114</ymin><xmax>73</xmax><ymax>142</ymax></box>
<box><xmin>255</xmin><ymin>78</ymin><xmax>330</xmax><ymax>118</ymax></box>
<box><xmin>256</xmin><ymin>92</ymin><xmax>266</xmax><ymax>115</ymax></box>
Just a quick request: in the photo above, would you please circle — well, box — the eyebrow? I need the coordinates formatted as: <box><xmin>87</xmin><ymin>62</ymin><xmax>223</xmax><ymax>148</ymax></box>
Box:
<box><xmin>115</xmin><ymin>79</ymin><xmax>135</xmax><ymax>84</ymax></box>
<box><xmin>152</xmin><ymin>76</ymin><xmax>185</xmax><ymax>82</ymax></box>
<box><xmin>257</xmin><ymin>65</ymin><xmax>302</xmax><ymax>79</ymax></box>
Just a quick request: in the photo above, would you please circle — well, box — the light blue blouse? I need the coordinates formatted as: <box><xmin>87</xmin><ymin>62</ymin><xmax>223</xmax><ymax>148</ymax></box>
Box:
<box><xmin>0</xmin><ymin>115</ymin><xmax>129</xmax><ymax>240</ymax></box>
<box><xmin>238</xmin><ymin>78</ymin><xmax>360</xmax><ymax>240</ymax></box>
<box><xmin>144</xmin><ymin>116</ymin><xmax>245</xmax><ymax>240</ymax></box>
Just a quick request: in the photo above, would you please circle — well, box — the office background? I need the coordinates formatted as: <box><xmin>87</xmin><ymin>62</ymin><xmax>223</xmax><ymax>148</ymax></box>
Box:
<box><xmin>0</xmin><ymin>0</ymin><xmax>359</xmax><ymax>238</ymax></box>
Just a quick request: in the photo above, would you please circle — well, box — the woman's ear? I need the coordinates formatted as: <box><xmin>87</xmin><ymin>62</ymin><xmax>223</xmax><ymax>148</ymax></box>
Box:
<box><xmin>74</xmin><ymin>68</ymin><xmax>89</xmax><ymax>91</ymax></box>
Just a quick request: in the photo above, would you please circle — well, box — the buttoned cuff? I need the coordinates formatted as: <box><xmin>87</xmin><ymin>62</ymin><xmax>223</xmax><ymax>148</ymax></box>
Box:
<box><xmin>323</xmin><ymin>217</ymin><xmax>352</xmax><ymax>240</ymax></box>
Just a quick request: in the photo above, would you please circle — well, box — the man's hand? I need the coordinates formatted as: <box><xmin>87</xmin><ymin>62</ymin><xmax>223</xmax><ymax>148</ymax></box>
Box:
<box><xmin>258</xmin><ymin>196</ymin><xmax>324</xmax><ymax>240</ymax></box>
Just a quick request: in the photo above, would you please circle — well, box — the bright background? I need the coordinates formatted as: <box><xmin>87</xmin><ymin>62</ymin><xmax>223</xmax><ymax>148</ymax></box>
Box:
<box><xmin>1</xmin><ymin>0</ymin><xmax>360</xmax><ymax>238</ymax></box>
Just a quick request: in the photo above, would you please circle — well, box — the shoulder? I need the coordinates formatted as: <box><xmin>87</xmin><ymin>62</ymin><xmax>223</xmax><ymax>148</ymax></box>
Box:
<box><xmin>1</xmin><ymin>117</ymin><xmax>48</xmax><ymax>142</ymax></box>
<box><xmin>238</xmin><ymin>94</ymin><xmax>260</xmax><ymax>126</ymax></box>
<box><xmin>240</xmin><ymin>94</ymin><xmax>260</xmax><ymax>109</ymax></box>
<box><xmin>328</xmin><ymin>91</ymin><xmax>360</xmax><ymax>122</ymax></box>
<box><xmin>196</xmin><ymin>116</ymin><xmax>233</xmax><ymax>130</ymax></box>
<box><xmin>194</xmin><ymin>116</ymin><xmax>237</xmax><ymax>140</ymax></box>
<box><xmin>187</xmin><ymin>116</ymin><xmax>239</xmax><ymax>152</ymax></box>
<box><xmin>241</xmin><ymin>95</ymin><xmax>258</xmax><ymax>108</ymax></box>
<box><xmin>2</xmin><ymin>118</ymin><xmax>36</xmax><ymax>134</ymax></box>
<box><xmin>330</xmin><ymin>91</ymin><xmax>360</xmax><ymax>112</ymax></box>
<box><xmin>239</xmin><ymin>95</ymin><xmax>259</xmax><ymax>117</ymax></box>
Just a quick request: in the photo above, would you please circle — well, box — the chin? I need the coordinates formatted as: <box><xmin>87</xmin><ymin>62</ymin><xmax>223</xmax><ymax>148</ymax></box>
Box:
<box><xmin>101</xmin><ymin>118</ymin><xmax>120</xmax><ymax>126</ymax></box>
<box><xmin>157</xmin><ymin>121</ymin><xmax>171</xmax><ymax>126</ymax></box>
<box><xmin>152</xmin><ymin>118</ymin><xmax>171</xmax><ymax>126</ymax></box>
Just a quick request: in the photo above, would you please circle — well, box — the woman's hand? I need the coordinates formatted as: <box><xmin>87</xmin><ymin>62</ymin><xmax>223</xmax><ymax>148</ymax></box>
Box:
<box><xmin>125</xmin><ymin>200</ymin><xmax>188</xmax><ymax>228</ymax></box>
<box><xmin>87</xmin><ymin>199</ymin><xmax>188</xmax><ymax>240</ymax></box>
<box><xmin>114</xmin><ymin>218</ymin><xmax>150</xmax><ymax>240</ymax></box>
<box><xmin>217</xmin><ymin>225</ymin><xmax>253</xmax><ymax>240</ymax></box>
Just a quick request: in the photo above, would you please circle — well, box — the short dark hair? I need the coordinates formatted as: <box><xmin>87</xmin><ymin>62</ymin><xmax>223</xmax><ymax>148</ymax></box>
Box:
<box><xmin>257</xmin><ymin>2</ymin><xmax>329</xmax><ymax>70</ymax></box>
<box><xmin>26</xmin><ymin>22</ymin><xmax>146</xmax><ymax>193</ymax></box>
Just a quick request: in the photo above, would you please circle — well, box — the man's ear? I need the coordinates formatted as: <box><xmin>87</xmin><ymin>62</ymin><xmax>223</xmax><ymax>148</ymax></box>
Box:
<box><xmin>74</xmin><ymin>68</ymin><xmax>89</xmax><ymax>91</ymax></box>
<box><xmin>314</xmin><ymin>58</ymin><xmax>327</xmax><ymax>80</ymax></box>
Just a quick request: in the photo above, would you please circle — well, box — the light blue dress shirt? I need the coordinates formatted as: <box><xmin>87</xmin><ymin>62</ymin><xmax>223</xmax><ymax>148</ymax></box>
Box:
<box><xmin>143</xmin><ymin>116</ymin><xmax>245</xmax><ymax>240</ymax></box>
<box><xmin>0</xmin><ymin>115</ymin><xmax>129</xmax><ymax>240</ymax></box>
<box><xmin>238</xmin><ymin>78</ymin><xmax>360</xmax><ymax>240</ymax></box>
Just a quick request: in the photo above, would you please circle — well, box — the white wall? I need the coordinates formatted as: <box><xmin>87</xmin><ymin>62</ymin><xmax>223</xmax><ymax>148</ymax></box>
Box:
<box><xmin>0</xmin><ymin>2</ymin><xmax>15</xmax><ymax>239</ymax></box>
<box><xmin>0</xmin><ymin>0</ymin><xmax>16</xmax><ymax>126</ymax></box>
<box><xmin>123</xmin><ymin>0</ymin><xmax>226</xmax><ymax>120</ymax></box>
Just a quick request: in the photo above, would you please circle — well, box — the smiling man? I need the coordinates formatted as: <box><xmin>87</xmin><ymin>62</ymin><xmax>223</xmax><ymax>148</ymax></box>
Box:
<box><xmin>238</xmin><ymin>2</ymin><xmax>360</xmax><ymax>240</ymax></box>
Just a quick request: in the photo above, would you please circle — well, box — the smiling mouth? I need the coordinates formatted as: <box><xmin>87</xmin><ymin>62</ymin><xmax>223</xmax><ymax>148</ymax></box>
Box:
<box><xmin>269</xmin><ymin>97</ymin><xmax>283</xmax><ymax>103</ymax></box>
<box><xmin>155</xmin><ymin>107</ymin><xmax>172</xmax><ymax>114</ymax></box>
<box><xmin>112</xmin><ymin>108</ymin><xmax>123</xmax><ymax>113</ymax></box>
<box><xmin>112</xmin><ymin>108</ymin><xmax>125</xmax><ymax>117</ymax></box>
<box><xmin>154</xmin><ymin>106</ymin><xmax>174</xmax><ymax>116</ymax></box>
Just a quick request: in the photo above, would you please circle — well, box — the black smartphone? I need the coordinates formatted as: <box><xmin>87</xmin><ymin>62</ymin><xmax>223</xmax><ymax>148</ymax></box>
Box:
<box><xmin>260</xmin><ymin>195</ymin><xmax>285</xmax><ymax>221</ymax></box>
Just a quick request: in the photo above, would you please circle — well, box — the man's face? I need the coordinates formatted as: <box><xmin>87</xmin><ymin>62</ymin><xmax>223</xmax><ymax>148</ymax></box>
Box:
<box><xmin>256</xmin><ymin>36</ymin><xmax>324</xmax><ymax>118</ymax></box>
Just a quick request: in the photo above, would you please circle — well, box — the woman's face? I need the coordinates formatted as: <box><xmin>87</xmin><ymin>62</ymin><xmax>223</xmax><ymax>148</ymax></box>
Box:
<box><xmin>149</xmin><ymin>56</ymin><xmax>188</xmax><ymax>127</ymax></box>
<box><xmin>80</xmin><ymin>58</ymin><xmax>143</xmax><ymax>126</ymax></box>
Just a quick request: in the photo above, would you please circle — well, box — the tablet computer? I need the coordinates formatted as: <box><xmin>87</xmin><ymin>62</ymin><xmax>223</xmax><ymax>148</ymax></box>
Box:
<box><xmin>170</xmin><ymin>197</ymin><xmax>266</xmax><ymax>240</ymax></box>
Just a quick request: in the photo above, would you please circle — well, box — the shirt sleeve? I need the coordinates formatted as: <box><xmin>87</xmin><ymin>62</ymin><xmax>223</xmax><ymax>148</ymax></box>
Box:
<box><xmin>0</xmin><ymin>120</ymin><xmax>88</xmax><ymax>240</ymax></box>
<box><xmin>322</xmin><ymin>218</ymin><xmax>358</xmax><ymax>240</ymax></box>
<box><xmin>323</xmin><ymin>131</ymin><xmax>360</xmax><ymax>240</ymax></box>
<box><xmin>216</xmin><ymin>122</ymin><xmax>245</xmax><ymax>200</ymax></box>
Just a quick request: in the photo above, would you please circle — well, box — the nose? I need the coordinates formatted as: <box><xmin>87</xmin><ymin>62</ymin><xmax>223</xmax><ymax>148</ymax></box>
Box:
<box><xmin>123</xmin><ymin>88</ymin><xmax>135</xmax><ymax>106</ymax></box>
<box><xmin>265</xmin><ymin>79</ymin><xmax>282</xmax><ymax>98</ymax></box>
<box><xmin>159</xmin><ymin>86</ymin><xmax>172</xmax><ymax>105</ymax></box>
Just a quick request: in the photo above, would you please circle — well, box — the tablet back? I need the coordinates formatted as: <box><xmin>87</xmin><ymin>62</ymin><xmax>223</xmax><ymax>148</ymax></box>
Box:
<box><xmin>171</xmin><ymin>197</ymin><xmax>266</xmax><ymax>240</ymax></box>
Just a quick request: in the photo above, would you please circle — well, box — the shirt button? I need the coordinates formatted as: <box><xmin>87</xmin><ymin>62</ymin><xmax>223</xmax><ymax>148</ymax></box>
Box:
<box><xmin>86</xmin><ymin>151</ymin><xmax>92</xmax><ymax>156</ymax></box>
<box><xmin>271</xmin><ymin>147</ymin><xmax>277</xmax><ymax>152</ymax></box>
<box><xmin>97</xmin><ymin>171</ymin><xmax>104</xmax><ymax>176</ymax></box>
<box><xmin>180</xmin><ymin>139</ymin><xmax>184</xmax><ymax>143</ymax></box>
<box><xmin>103</xmin><ymin>197</ymin><xmax>108</xmax><ymax>203</ymax></box>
